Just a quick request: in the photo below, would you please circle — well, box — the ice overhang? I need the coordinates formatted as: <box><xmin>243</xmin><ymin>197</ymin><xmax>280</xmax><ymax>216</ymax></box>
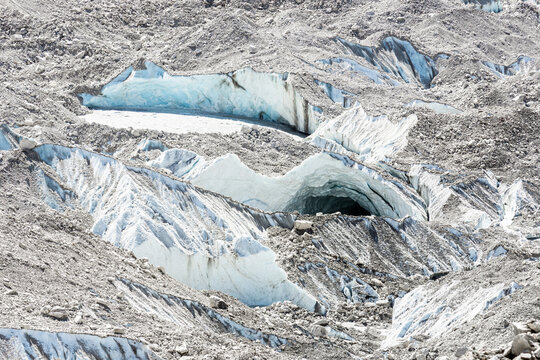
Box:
<box><xmin>78</xmin><ymin>61</ymin><xmax>322</xmax><ymax>134</ymax></box>
<box><xmin>186</xmin><ymin>152</ymin><xmax>428</xmax><ymax>220</ymax></box>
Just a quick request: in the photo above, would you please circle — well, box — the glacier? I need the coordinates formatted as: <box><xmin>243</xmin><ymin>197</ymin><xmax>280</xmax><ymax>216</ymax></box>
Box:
<box><xmin>316</xmin><ymin>57</ymin><xmax>400</xmax><ymax>86</ymax></box>
<box><xmin>34</xmin><ymin>144</ymin><xmax>323</xmax><ymax>313</ymax></box>
<box><xmin>483</xmin><ymin>56</ymin><xmax>535</xmax><ymax>77</ymax></box>
<box><xmin>185</xmin><ymin>152</ymin><xmax>427</xmax><ymax>220</ymax></box>
<box><xmin>116</xmin><ymin>278</ymin><xmax>289</xmax><ymax>348</ymax></box>
<box><xmin>336</xmin><ymin>37</ymin><xmax>440</xmax><ymax>88</ymax></box>
<box><xmin>0</xmin><ymin>124</ymin><xmax>19</xmax><ymax>150</ymax></box>
<box><xmin>79</xmin><ymin>61</ymin><xmax>321</xmax><ymax>134</ymax></box>
<box><xmin>463</xmin><ymin>0</ymin><xmax>503</xmax><ymax>12</ymax></box>
<box><xmin>405</xmin><ymin>100</ymin><xmax>463</xmax><ymax>115</ymax></box>
<box><xmin>383</xmin><ymin>281</ymin><xmax>520</xmax><ymax>347</ymax></box>
<box><xmin>314</xmin><ymin>79</ymin><xmax>355</xmax><ymax>108</ymax></box>
<box><xmin>0</xmin><ymin>328</ymin><xmax>160</xmax><ymax>360</ymax></box>
<box><xmin>309</xmin><ymin>103</ymin><xmax>418</xmax><ymax>163</ymax></box>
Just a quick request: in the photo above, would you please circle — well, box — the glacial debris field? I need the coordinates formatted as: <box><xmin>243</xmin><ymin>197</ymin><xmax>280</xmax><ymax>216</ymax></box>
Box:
<box><xmin>0</xmin><ymin>0</ymin><xmax>539</xmax><ymax>359</ymax></box>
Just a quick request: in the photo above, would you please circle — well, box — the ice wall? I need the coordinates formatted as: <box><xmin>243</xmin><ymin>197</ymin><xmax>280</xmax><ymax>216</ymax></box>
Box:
<box><xmin>483</xmin><ymin>56</ymin><xmax>535</xmax><ymax>77</ymax></box>
<box><xmin>34</xmin><ymin>144</ymin><xmax>322</xmax><ymax>313</ymax></box>
<box><xmin>463</xmin><ymin>0</ymin><xmax>503</xmax><ymax>12</ymax></box>
<box><xmin>79</xmin><ymin>61</ymin><xmax>321</xmax><ymax>134</ymax></box>
<box><xmin>317</xmin><ymin>57</ymin><xmax>400</xmax><ymax>86</ymax></box>
<box><xmin>336</xmin><ymin>37</ymin><xmax>439</xmax><ymax>88</ymax></box>
<box><xmin>0</xmin><ymin>328</ymin><xmax>160</xmax><ymax>360</ymax></box>
<box><xmin>309</xmin><ymin>103</ymin><xmax>418</xmax><ymax>163</ymax></box>
<box><xmin>188</xmin><ymin>152</ymin><xmax>427</xmax><ymax>220</ymax></box>
<box><xmin>314</xmin><ymin>79</ymin><xmax>355</xmax><ymax>108</ymax></box>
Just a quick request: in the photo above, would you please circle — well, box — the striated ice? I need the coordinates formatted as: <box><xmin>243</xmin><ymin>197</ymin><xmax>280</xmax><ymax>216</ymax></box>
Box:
<box><xmin>79</xmin><ymin>61</ymin><xmax>321</xmax><ymax>133</ymax></box>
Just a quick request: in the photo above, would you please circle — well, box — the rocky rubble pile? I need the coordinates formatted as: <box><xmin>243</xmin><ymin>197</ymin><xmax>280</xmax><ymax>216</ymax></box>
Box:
<box><xmin>443</xmin><ymin>320</ymin><xmax>540</xmax><ymax>360</ymax></box>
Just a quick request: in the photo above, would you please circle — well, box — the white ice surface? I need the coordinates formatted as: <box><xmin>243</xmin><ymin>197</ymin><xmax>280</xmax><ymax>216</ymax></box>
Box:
<box><xmin>188</xmin><ymin>152</ymin><xmax>427</xmax><ymax>220</ymax></box>
<box><xmin>309</xmin><ymin>102</ymin><xmax>417</xmax><ymax>163</ymax></box>
<box><xmin>81</xmin><ymin>109</ymin><xmax>303</xmax><ymax>139</ymax></box>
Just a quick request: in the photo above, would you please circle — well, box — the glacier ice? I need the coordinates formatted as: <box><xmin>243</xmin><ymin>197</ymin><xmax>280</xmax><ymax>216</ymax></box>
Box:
<box><xmin>316</xmin><ymin>57</ymin><xmax>400</xmax><ymax>86</ymax></box>
<box><xmin>483</xmin><ymin>56</ymin><xmax>535</xmax><ymax>77</ymax></box>
<box><xmin>187</xmin><ymin>152</ymin><xmax>427</xmax><ymax>220</ymax></box>
<box><xmin>0</xmin><ymin>328</ymin><xmax>160</xmax><ymax>360</ymax></box>
<box><xmin>314</xmin><ymin>79</ymin><xmax>355</xmax><ymax>108</ymax></box>
<box><xmin>0</xmin><ymin>124</ymin><xmax>18</xmax><ymax>150</ymax></box>
<box><xmin>405</xmin><ymin>100</ymin><xmax>463</xmax><ymax>115</ymax></box>
<box><xmin>79</xmin><ymin>61</ymin><xmax>321</xmax><ymax>134</ymax></box>
<box><xmin>34</xmin><ymin>144</ymin><xmax>323</xmax><ymax>313</ymax></box>
<box><xmin>336</xmin><ymin>37</ymin><xmax>440</xmax><ymax>88</ymax></box>
<box><xmin>0</xmin><ymin>131</ymin><xmax>12</xmax><ymax>151</ymax></box>
<box><xmin>383</xmin><ymin>281</ymin><xmax>521</xmax><ymax>347</ymax></box>
<box><xmin>463</xmin><ymin>0</ymin><xmax>503</xmax><ymax>12</ymax></box>
<box><xmin>310</xmin><ymin>103</ymin><xmax>418</xmax><ymax>163</ymax></box>
<box><xmin>117</xmin><ymin>278</ymin><xmax>289</xmax><ymax>348</ymax></box>
<box><xmin>148</xmin><ymin>148</ymin><xmax>207</xmax><ymax>178</ymax></box>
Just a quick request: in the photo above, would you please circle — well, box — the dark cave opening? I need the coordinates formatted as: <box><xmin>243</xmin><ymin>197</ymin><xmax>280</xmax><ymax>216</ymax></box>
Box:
<box><xmin>302</xmin><ymin>195</ymin><xmax>372</xmax><ymax>216</ymax></box>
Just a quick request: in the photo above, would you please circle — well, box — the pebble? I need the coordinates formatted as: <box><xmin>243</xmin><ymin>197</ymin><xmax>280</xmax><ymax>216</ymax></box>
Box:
<box><xmin>4</xmin><ymin>289</ymin><xmax>18</xmax><ymax>295</ymax></box>
<box><xmin>113</xmin><ymin>327</ymin><xmax>126</xmax><ymax>335</ymax></box>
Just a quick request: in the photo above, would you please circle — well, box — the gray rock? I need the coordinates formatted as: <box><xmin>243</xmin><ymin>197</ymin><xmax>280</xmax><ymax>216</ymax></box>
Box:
<box><xmin>511</xmin><ymin>334</ymin><xmax>533</xmax><ymax>356</ymax></box>
<box><xmin>4</xmin><ymin>289</ymin><xmax>17</xmax><ymax>295</ymax></box>
<box><xmin>294</xmin><ymin>220</ymin><xmax>313</xmax><ymax>231</ymax></box>
<box><xmin>174</xmin><ymin>346</ymin><xmax>189</xmax><ymax>356</ymax></box>
<box><xmin>209</xmin><ymin>295</ymin><xmax>227</xmax><ymax>310</ymax></box>
<box><xmin>512</xmin><ymin>322</ymin><xmax>531</xmax><ymax>335</ymax></box>
<box><xmin>527</xmin><ymin>320</ymin><xmax>540</xmax><ymax>333</ymax></box>
<box><xmin>19</xmin><ymin>138</ymin><xmax>38</xmax><ymax>151</ymax></box>
<box><xmin>455</xmin><ymin>348</ymin><xmax>468</xmax><ymax>357</ymax></box>
<box><xmin>112</xmin><ymin>327</ymin><xmax>126</xmax><ymax>335</ymax></box>
<box><xmin>310</xmin><ymin>324</ymin><xmax>328</xmax><ymax>338</ymax></box>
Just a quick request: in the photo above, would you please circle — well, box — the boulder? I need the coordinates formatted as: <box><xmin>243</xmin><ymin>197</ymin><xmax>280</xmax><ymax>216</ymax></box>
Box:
<box><xmin>209</xmin><ymin>295</ymin><xmax>228</xmax><ymax>310</ymax></box>
<box><xmin>511</xmin><ymin>334</ymin><xmax>533</xmax><ymax>356</ymax></box>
